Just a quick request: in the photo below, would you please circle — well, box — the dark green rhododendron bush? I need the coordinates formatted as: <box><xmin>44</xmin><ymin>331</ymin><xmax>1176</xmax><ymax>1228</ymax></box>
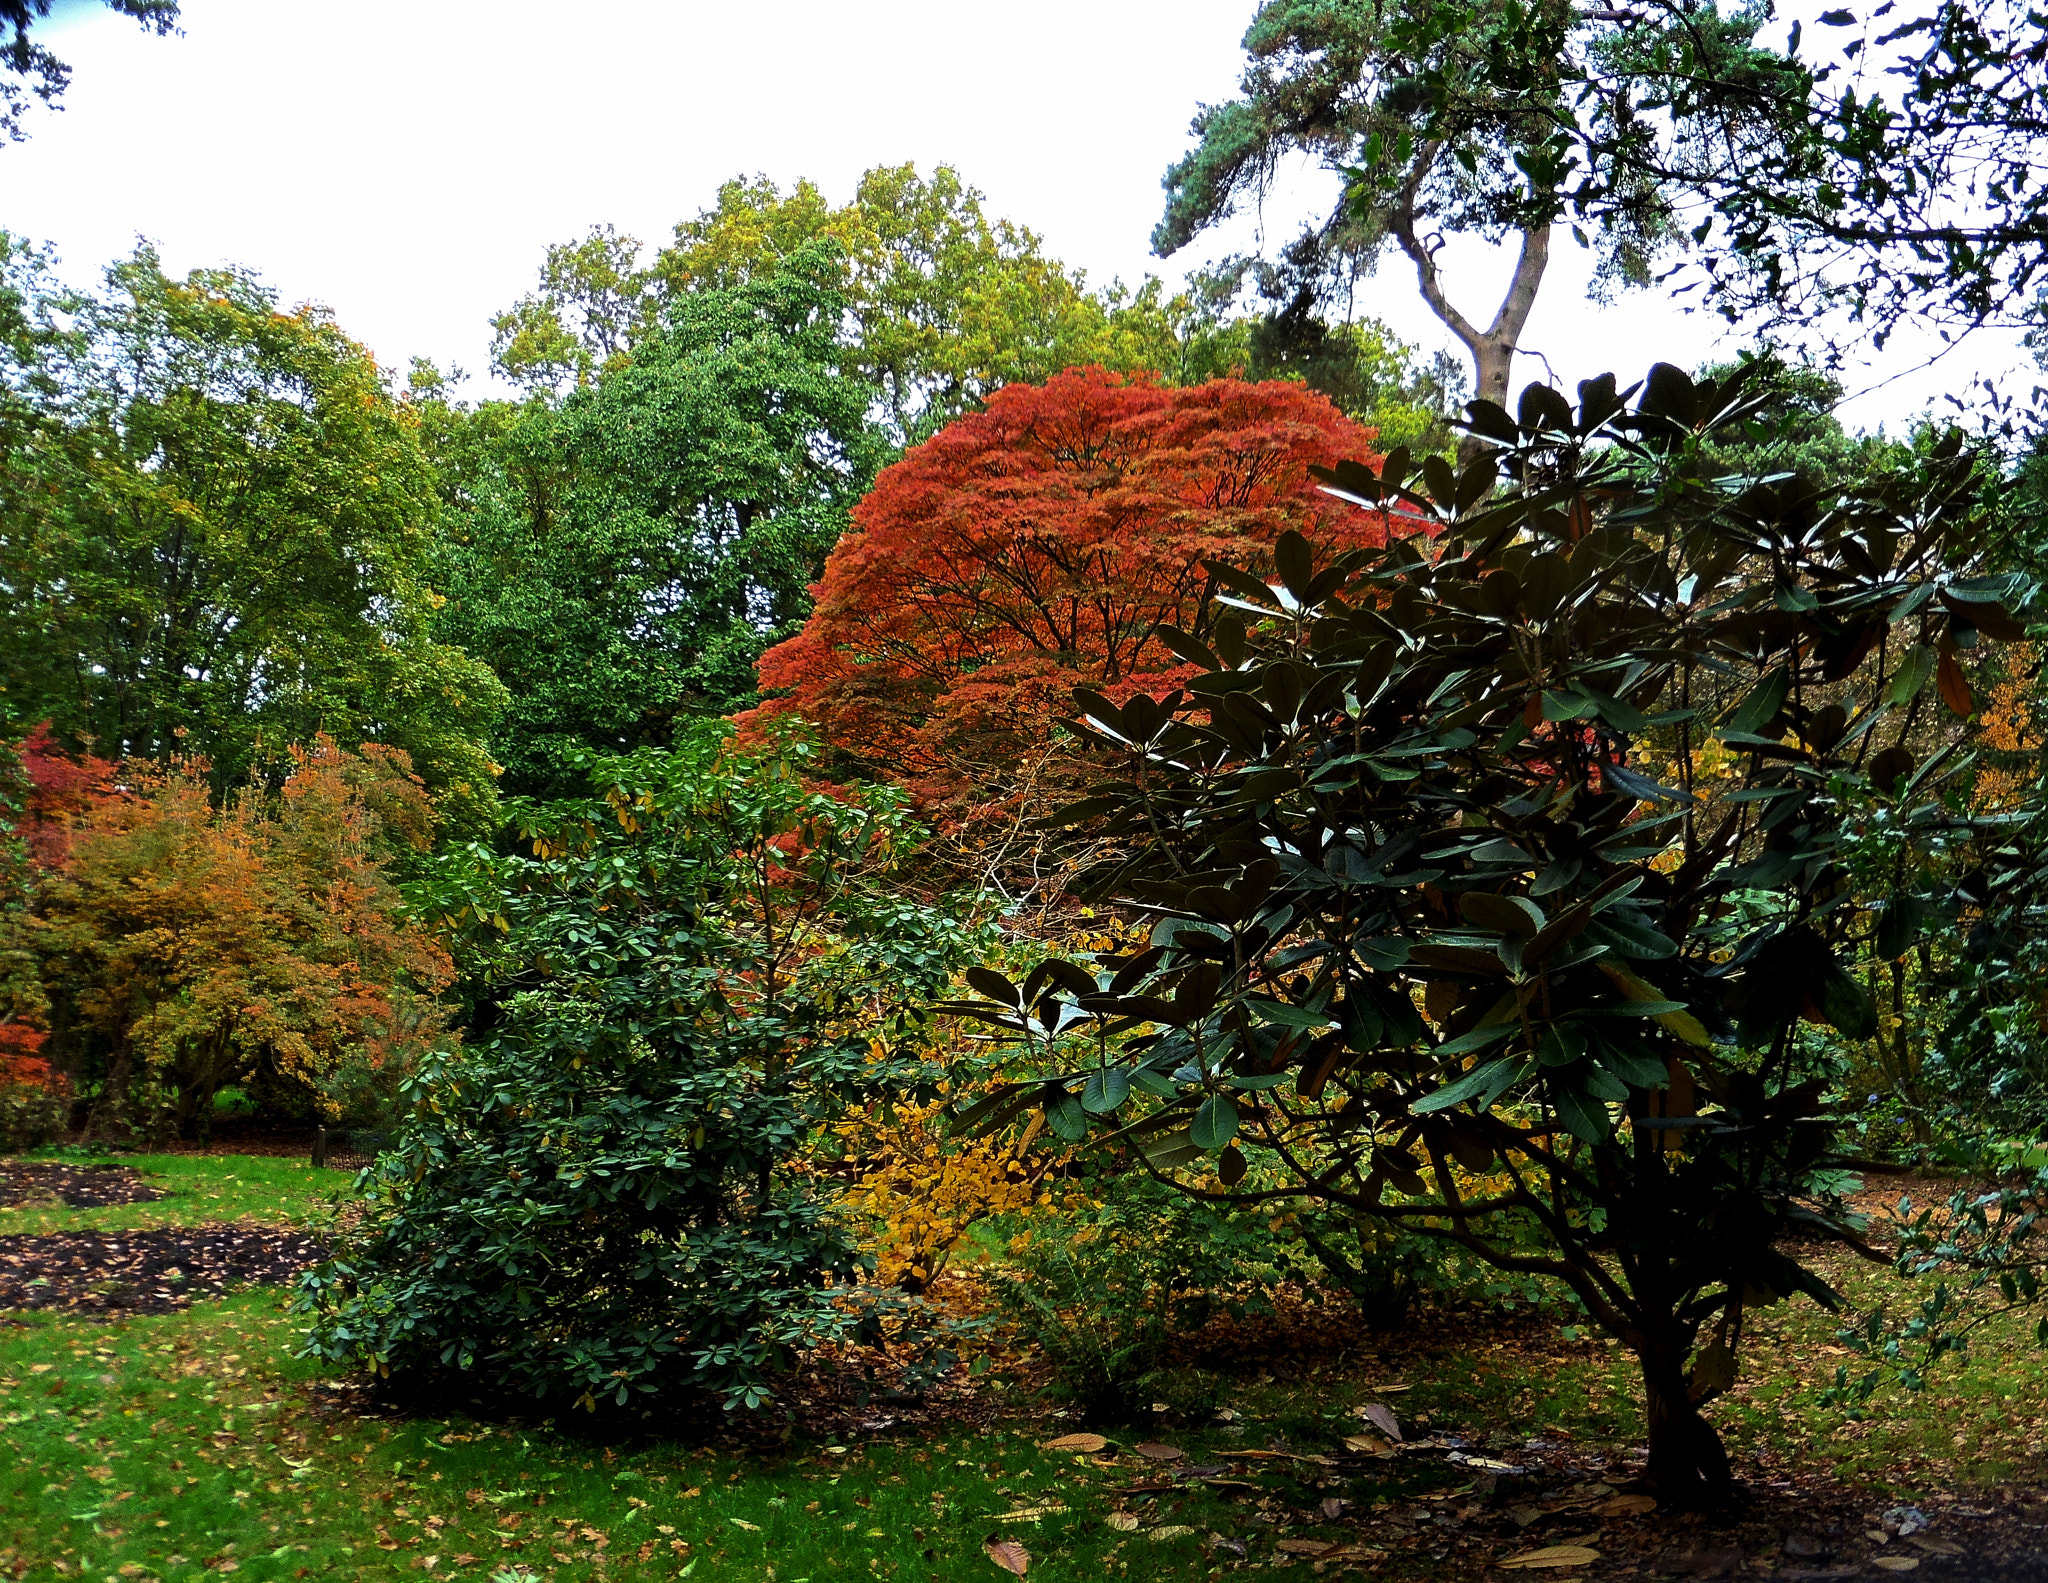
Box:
<box><xmin>300</xmin><ymin>723</ymin><xmax>983</xmax><ymax>1411</ymax></box>
<box><xmin>943</xmin><ymin>364</ymin><xmax>2036</xmax><ymax>1497</ymax></box>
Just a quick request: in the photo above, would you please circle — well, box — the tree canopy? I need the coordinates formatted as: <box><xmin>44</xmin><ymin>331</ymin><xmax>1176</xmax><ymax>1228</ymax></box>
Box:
<box><xmin>754</xmin><ymin>368</ymin><xmax>1408</xmax><ymax>821</ymax></box>
<box><xmin>0</xmin><ymin>241</ymin><xmax>507</xmax><ymax>825</ymax></box>
<box><xmin>439</xmin><ymin>242</ymin><xmax>884</xmax><ymax>795</ymax></box>
<box><xmin>1153</xmin><ymin>0</ymin><xmax>1809</xmax><ymax>406</ymax></box>
<box><xmin>33</xmin><ymin>737</ymin><xmax>450</xmax><ymax>1142</ymax></box>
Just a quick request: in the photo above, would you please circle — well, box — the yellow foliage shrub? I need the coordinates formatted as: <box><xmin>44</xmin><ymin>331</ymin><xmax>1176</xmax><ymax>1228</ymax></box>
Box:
<box><xmin>835</xmin><ymin>1090</ymin><xmax>1066</xmax><ymax>1293</ymax></box>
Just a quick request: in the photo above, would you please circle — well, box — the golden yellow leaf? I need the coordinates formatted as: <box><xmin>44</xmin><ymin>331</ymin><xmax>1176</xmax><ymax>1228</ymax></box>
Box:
<box><xmin>1499</xmin><ymin>1544</ymin><xmax>1602</xmax><ymax>1569</ymax></box>
<box><xmin>1594</xmin><ymin>1494</ymin><xmax>1657</xmax><ymax>1517</ymax></box>
<box><xmin>1039</xmin><ymin>1432</ymin><xmax>1108</xmax><ymax>1453</ymax></box>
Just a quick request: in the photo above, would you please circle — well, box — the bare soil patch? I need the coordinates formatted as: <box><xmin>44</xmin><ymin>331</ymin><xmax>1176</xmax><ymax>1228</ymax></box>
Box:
<box><xmin>0</xmin><ymin>1159</ymin><xmax>162</xmax><ymax>1210</ymax></box>
<box><xmin>0</xmin><ymin>1223</ymin><xmax>326</xmax><ymax>1316</ymax></box>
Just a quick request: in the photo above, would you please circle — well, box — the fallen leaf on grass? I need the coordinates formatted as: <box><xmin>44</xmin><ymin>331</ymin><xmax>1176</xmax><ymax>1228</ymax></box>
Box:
<box><xmin>984</xmin><ymin>1536</ymin><xmax>1030</xmax><ymax>1575</ymax></box>
<box><xmin>1594</xmin><ymin>1495</ymin><xmax>1657</xmax><ymax>1517</ymax></box>
<box><xmin>1359</xmin><ymin>1403</ymin><xmax>1402</xmax><ymax>1441</ymax></box>
<box><xmin>1132</xmin><ymin>1442</ymin><xmax>1184</xmax><ymax>1461</ymax></box>
<box><xmin>1499</xmin><ymin>1544</ymin><xmax>1602</xmax><ymax>1569</ymax></box>
<box><xmin>993</xmin><ymin>1504</ymin><xmax>1068</xmax><ymax>1522</ymax></box>
<box><xmin>728</xmin><ymin>1518</ymin><xmax>760</xmax><ymax>1532</ymax></box>
<box><xmin>1872</xmin><ymin>1560</ymin><xmax>1919</xmax><ymax>1573</ymax></box>
<box><xmin>1148</xmin><ymin>1525</ymin><xmax>1198</xmax><ymax>1542</ymax></box>
<box><xmin>1340</xmin><ymin>1434</ymin><xmax>1396</xmax><ymax>1457</ymax></box>
<box><xmin>1276</xmin><ymin>1539</ymin><xmax>1336</xmax><ymax>1556</ymax></box>
<box><xmin>1105</xmin><ymin>1512</ymin><xmax>1139</xmax><ymax>1532</ymax></box>
<box><xmin>1039</xmin><ymin>1432</ymin><xmax>1107</xmax><ymax>1453</ymax></box>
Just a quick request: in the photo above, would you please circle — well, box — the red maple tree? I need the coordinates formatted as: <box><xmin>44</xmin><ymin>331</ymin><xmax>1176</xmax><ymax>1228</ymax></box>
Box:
<box><xmin>754</xmin><ymin>368</ymin><xmax>1406</xmax><ymax>820</ymax></box>
<box><xmin>13</xmin><ymin>722</ymin><xmax>115</xmax><ymax>871</ymax></box>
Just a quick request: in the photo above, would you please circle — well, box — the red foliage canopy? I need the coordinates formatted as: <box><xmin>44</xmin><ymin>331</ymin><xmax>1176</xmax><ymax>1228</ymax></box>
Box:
<box><xmin>14</xmin><ymin>723</ymin><xmax>115</xmax><ymax>871</ymax></box>
<box><xmin>755</xmin><ymin>368</ymin><xmax>1405</xmax><ymax>813</ymax></box>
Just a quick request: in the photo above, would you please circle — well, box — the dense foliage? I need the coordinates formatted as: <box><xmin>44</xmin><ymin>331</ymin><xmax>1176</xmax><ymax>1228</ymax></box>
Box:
<box><xmin>436</xmin><ymin>242</ymin><xmax>882</xmax><ymax>794</ymax></box>
<box><xmin>29</xmin><ymin>739</ymin><xmax>450</xmax><ymax>1142</ymax></box>
<box><xmin>755</xmin><ymin>369</ymin><xmax>1405</xmax><ymax>820</ymax></box>
<box><xmin>0</xmin><ymin>239</ymin><xmax>507</xmax><ymax>825</ymax></box>
<box><xmin>942</xmin><ymin>363</ymin><xmax>2029</xmax><ymax>1496</ymax></box>
<box><xmin>302</xmin><ymin>725</ymin><xmax>984</xmax><ymax>1411</ymax></box>
<box><xmin>12</xmin><ymin>32</ymin><xmax>2048</xmax><ymax>1451</ymax></box>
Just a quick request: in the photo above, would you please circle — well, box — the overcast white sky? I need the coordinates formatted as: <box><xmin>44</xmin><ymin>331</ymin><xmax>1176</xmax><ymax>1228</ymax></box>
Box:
<box><xmin>10</xmin><ymin>0</ymin><xmax>2031</xmax><ymax>432</ymax></box>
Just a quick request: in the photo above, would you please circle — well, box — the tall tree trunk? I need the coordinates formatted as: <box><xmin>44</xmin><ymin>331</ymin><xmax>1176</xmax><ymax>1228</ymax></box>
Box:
<box><xmin>1637</xmin><ymin>1335</ymin><xmax>1733</xmax><ymax>1504</ymax></box>
<box><xmin>1389</xmin><ymin>142</ymin><xmax>1553</xmax><ymax>455</ymax></box>
<box><xmin>87</xmin><ymin>1036</ymin><xmax>134</xmax><ymax>1147</ymax></box>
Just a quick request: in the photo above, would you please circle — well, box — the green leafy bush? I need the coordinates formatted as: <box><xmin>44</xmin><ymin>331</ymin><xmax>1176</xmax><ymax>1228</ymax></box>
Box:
<box><xmin>0</xmin><ymin>1076</ymin><xmax>65</xmax><ymax>1150</ymax></box>
<box><xmin>946</xmin><ymin>364</ymin><xmax>2028</xmax><ymax>1497</ymax></box>
<box><xmin>300</xmin><ymin>723</ymin><xmax>982</xmax><ymax>1412</ymax></box>
<box><xmin>992</xmin><ymin>1163</ymin><xmax>1338</xmax><ymax>1418</ymax></box>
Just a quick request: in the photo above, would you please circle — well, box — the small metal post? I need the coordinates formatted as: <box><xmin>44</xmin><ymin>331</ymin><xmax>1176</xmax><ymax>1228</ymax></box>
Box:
<box><xmin>312</xmin><ymin>1124</ymin><xmax>328</xmax><ymax>1169</ymax></box>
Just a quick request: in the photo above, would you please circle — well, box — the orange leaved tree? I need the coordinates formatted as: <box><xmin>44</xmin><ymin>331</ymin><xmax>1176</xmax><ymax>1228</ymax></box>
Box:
<box><xmin>754</xmin><ymin>368</ymin><xmax>1405</xmax><ymax>832</ymax></box>
<box><xmin>35</xmin><ymin>738</ymin><xmax>454</xmax><ymax>1141</ymax></box>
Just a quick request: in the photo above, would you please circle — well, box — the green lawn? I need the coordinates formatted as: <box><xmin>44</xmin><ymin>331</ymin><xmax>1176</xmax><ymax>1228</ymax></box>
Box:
<box><xmin>0</xmin><ymin>1153</ymin><xmax>349</xmax><ymax>1238</ymax></box>
<box><xmin>4</xmin><ymin>1154</ymin><xmax>2047</xmax><ymax>1582</ymax></box>
<box><xmin>0</xmin><ymin>1294</ymin><xmax>1442</xmax><ymax>1582</ymax></box>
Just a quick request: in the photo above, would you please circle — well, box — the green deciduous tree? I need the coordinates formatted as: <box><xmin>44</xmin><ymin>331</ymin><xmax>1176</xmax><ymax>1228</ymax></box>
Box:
<box><xmin>489</xmin><ymin>224</ymin><xmax>658</xmax><ymax>395</ymax></box>
<box><xmin>0</xmin><ymin>240</ymin><xmax>507</xmax><ymax>825</ymax></box>
<box><xmin>944</xmin><ymin>363</ymin><xmax>2027</xmax><ymax>1498</ymax></box>
<box><xmin>301</xmin><ymin>723</ymin><xmax>984</xmax><ymax>1413</ymax></box>
<box><xmin>658</xmin><ymin>164</ymin><xmax>1192</xmax><ymax>439</ymax></box>
<box><xmin>491</xmin><ymin>165</ymin><xmax>1246</xmax><ymax>439</ymax></box>
<box><xmin>437</xmin><ymin>241</ymin><xmax>883</xmax><ymax>796</ymax></box>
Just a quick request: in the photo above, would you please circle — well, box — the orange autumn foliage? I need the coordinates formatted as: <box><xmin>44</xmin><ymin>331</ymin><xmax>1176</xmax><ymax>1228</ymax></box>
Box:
<box><xmin>1973</xmin><ymin>642</ymin><xmax>2041</xmax><ymax>812</ymax></box>
<box><xmin>753</xmin><ymin>369</ymin><xmax>1405</xmax><ymax>819</ymax></box>
<box><xmin>36</xmin><ymin>737</ymin><xmax>455</xmax><ymax>1136</ymax></box>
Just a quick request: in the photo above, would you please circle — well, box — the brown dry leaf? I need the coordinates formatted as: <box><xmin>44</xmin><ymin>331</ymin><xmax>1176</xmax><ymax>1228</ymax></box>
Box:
<box><xmin>1361</xmin><ymin>1402</ymin><xmax>1402</xmax><ymax>1441</ymax></box>
<box><xmin>1105</xmin><ymin>1511</ymin><xmax>1139</xmax><ymax>1533</ymax></box>
<box><xmin>1040</xmin><ymin>1432</ymin><xmax>1108</xmax><ymax>1454</ymax></box>
<box><xmin>1872</xmin><ymin>1559</ymin><xmax>1920</xmax><ymax>1574</ymax></box>
<box><xmin>1594</xmin><ymin>1495</ymin><xmax>1657</xmax><ymax>1517</ymax></box>
<box><xmin>1132</xmin><ymin>1442</ymin><xmax>1185</xmax><ymax>1461</ymax></box>
<box><xmin>1499</xmin><ymin>1544</ymin><xmax>1602</xmax><ymax>1570</ymax></box>
<box><xmin>1340</xmin><ymin>1434</ymin><xmax>1396</xmax><ymax>1458</ymax></box>
<box><xmin>1276</xmin><ymin>1539</ymin><xmax>1337</xmax><ymax>1556</ymax></box>
<box><xmin>984</xmin><ymin>1535</ymin><xmax>1030</xmax><ymax>1576</ymax></box>
<box><xmin>1937</xmin><ymin>648</ymin><xmax>1974</xmax><ymax>717</ymax></box>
